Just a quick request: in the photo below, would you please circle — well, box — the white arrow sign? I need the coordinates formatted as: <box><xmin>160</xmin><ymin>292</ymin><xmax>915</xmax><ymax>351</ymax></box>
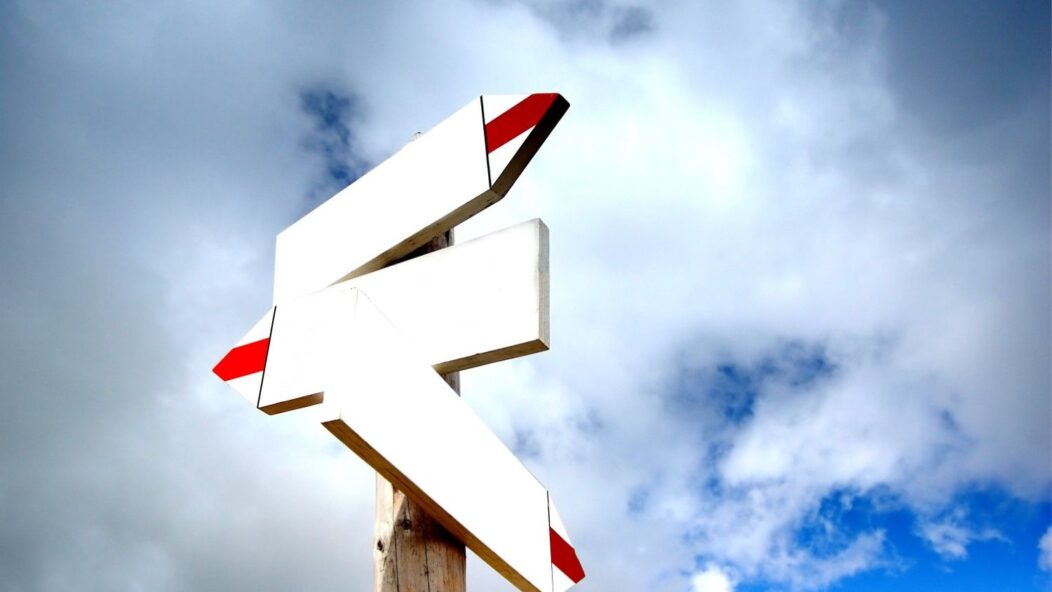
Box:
<box><xmin>221</xmin><ymin>288</ymin><xmax>583</xmax><ymax>591</ymax></box>
<box><xmin>273</xmin><ymin>93</ymin><xmax>568</xmax><ymax>304</ymax></box>
<box><xmin>215</xmin><ymin>218</ymin><xmax>550</xmax><ymax>413</ymax></box>
<box><xmin>213</xmin><ymin>94</ymin><xmax>583</xmax><ymax>591</ymax></box>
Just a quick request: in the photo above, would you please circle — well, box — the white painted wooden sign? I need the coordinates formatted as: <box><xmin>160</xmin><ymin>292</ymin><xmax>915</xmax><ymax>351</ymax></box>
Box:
<box><xmin>213</xmin><ymin>94</ymin><xmax>583</xmax><ymax>591</ymax></box>
<box><xmin>273</xmin><ymin>93</ymin><xmax>569</xmax><ymax>305</ymax></box>
<box><xmin>216</xmin><ymin>219</ymin><xmax>550</xmax><ymax>413</ymax></box>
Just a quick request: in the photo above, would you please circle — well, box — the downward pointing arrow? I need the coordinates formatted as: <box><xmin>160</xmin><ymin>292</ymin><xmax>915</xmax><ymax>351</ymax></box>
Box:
<box><xmin>312</xmin><ymin>290</ymin><xmax>582</xmax><ymax>591</ymax></box>
<box><xmin>550</xmin><ymin>526</ymin><xmax>585</xmax><ymax>584</ymax></box>
<box><xmin>215</xmin><ymin>287</ymin><xmax>582</xmax><ymax>591</ymax></box>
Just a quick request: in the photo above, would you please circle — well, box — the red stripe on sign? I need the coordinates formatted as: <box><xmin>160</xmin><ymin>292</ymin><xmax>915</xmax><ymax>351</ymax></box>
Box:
<box><xmin>485</xmin><ymin>93</ymin><xmax>559</xmax><ymax>153</ymax></box>
<box><xmin>550</xmin><ymin>527</ymin><xmax>585</xmax><ymax>583</ymax></box>
<box><xmin>213</xmin><ymin>338</ymin><xmax>270</xmax><ymax>381</ymax></box>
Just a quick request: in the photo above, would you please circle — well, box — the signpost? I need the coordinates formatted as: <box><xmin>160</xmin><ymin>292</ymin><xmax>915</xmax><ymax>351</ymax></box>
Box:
<box><xmin>214</xmin><ymin>94</ymin><xmax>583</xmax><ymax>591</ymax></box>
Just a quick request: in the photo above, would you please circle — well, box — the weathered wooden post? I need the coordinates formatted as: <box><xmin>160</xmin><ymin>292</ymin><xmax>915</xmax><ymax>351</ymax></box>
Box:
<box><xmin>374</xmin><ymin>230</ymin><xmax>466</xmax><ymax>592</ymax></box>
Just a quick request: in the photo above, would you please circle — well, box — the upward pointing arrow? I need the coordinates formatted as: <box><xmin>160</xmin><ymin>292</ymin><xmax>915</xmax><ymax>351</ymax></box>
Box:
<box><xmin>273</xmin><ymin>93</ymin><xmax>568</xmax><ymax>305</ymax></box>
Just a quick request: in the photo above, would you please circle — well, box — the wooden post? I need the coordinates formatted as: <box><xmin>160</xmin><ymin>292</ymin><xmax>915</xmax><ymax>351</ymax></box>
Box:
<box><xmin>374</xmin><ymin>229</ymin><xmax>467</xmax><ymax>592</ymax></box>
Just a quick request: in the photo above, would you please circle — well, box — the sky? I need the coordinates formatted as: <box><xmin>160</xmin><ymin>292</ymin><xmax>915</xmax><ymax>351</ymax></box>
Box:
<box><xmin>0</xmin><ymin>1</ymin><xmax>1048</xmax><ymax>591</ymax></box>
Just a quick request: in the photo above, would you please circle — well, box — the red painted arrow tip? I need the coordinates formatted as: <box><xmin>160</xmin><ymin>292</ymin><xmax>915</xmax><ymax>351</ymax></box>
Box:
<box><xmin>213</xmin><ymin>338</ymin><xmax>270</xmax><ymax>381</ymax></box>
<box><xmin>485</xmin><ymin>93</ymin><xmax>561</xmax><ymax>154</ymax></box>
<box><xmin>550</xmin><ymin>527</ymin><xmax>585</xmax><ymax>583</ymax></box>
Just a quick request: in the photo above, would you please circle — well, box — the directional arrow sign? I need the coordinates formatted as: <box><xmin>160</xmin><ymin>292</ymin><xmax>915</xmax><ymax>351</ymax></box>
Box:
<box><xmin>214</xmin><ymin>94</ymin><xmax>583</xmax><ymax>591</ymax></box>
<box><xmin>220</xmin><ymin>288</ymin><xmax>583</xmax><ymax>591</ymax></box>
<box><xmin>214</xmin><ymin>218</ymin><xmax>550</xmax><ymax>413</ymax></box>
<box><xmin>273</xmin><ymin>93</ymin><xmax>568</xmax><ymax>305</ymax></box>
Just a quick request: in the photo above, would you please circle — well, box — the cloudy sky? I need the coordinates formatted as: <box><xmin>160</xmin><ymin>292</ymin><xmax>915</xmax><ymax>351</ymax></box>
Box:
<box><xmin>1</xmin><ymin>1</ymin><xmax>1048</xmax><ymax>591</ymax></box>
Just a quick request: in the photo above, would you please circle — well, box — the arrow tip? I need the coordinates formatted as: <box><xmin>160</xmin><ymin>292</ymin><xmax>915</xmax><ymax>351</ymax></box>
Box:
<box><xmin>549</xmin><ymin>494</ymin><xmax>585</xmax><ymax>589</ymax></box>
<box><xmin>213</xmin><ymin>338</ymin><xmax>270</xmax><ymax>381</ymax></box>
<box><xmin>213</xmin><ymin>307</ymin><xmax>276</xmax><ymax>406</ymax></box>
<box><xmin>482</xmin><ymin>93</ymin><xmax>569</xmax><ymax>196</ymax></box>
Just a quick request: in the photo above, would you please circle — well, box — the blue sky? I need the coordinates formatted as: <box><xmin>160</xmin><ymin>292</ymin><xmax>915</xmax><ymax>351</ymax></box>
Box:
<box><xmin>0</xmin><ymin>1</ymin><xmax>1048</xmax><ymax>591</ymax></box>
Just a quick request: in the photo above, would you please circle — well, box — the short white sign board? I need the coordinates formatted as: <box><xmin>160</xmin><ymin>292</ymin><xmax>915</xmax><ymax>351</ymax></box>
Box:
<box><xmin>349</xmin><ymin>217</ymin><xmax>549</xmax><ymax>376</ymax></box>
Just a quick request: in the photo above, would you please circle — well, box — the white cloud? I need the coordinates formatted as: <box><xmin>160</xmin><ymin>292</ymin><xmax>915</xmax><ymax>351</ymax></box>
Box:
<box><xmin>1040</xmin><ymin>526</ymin><xmax>1052</xmax><ymax>571</ymax></box>
<box><xmin>692</xmin><ymin>565</ymin><xmax>734</xmax><ymax>592</ymax></box>
<box><xmin>921</xmin><ymin>521</ymin><xmax>971</xmax><ymax>560</ymax></box>
<box><xmin>918</xmin><ymin>512</ymin><xmax>1004</xmax><ymax>561</ymax></box>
